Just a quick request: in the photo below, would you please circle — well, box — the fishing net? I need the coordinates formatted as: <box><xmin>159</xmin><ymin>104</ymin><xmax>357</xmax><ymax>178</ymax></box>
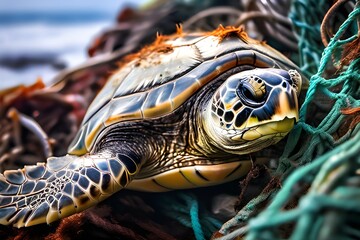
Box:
<box><xmin>216</xmin><ymin>1</ymin><xmax>360</xmax><ymax>239</ymax></box>
<box><xmin>0</xmin><ymin>0</ymin><xmax>359</xmax><ymax>240</ymax></box>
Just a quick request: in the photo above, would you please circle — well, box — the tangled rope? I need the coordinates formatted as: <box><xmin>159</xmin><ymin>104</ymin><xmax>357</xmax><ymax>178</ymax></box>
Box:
<box><xmin>217</xmin><ymin>1</ymin><xmax>360</xmax><ymax>239</ymax></box>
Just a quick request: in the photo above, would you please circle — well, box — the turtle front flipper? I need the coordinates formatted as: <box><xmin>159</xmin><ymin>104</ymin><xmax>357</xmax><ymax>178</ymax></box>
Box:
<box><xmin>0</xmin><ymin>151</ymin><xmax>140</xmax><ymax>227</ymax></box>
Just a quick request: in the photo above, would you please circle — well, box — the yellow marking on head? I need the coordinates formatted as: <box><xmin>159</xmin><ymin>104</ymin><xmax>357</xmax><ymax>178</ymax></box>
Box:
<box><xmin>267</xmin><ymin>117</ymin><xmax>295</xmax><ymax>132</ymax></box>
<box><xmin>224</xmin><ymin>98</ymin><xmax>239</xmax><ymax>110</ymax></box>
<box><xmin>245</xmin><ymin>116</ymin><xmax>260</xmax><ymax>129</ymax></box>
<box><xmin>256</xmin><ymin>117</ymin><xmax>294</xmax><ymax>136</ymax></box>
<box><xmin>242</xmin><ymin>130</ymin><xmax>262</xmax><ymax>141</ymax></box>
<box><xmin>276</xmin><ymin>91</ymin><xmax>292</xmax><ymax>115</ymax></box>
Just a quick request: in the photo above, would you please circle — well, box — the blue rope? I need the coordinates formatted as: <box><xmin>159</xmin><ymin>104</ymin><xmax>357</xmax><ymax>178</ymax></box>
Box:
<box><xmin>161</xmin><ymin>192</ymin><xmax>224</xmax><ymax>240</ymax></box>
<box><xmin>187</xmin><ymin>195</ymin><xmax>206</xmax><ymax>240</ymax></box>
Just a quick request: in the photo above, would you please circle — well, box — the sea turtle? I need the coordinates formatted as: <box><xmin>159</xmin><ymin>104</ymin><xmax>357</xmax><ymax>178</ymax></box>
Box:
<box><xmin>0</xmin><ymin>26</ymin><xmax>302</xmax><ymax>227</ymax></box>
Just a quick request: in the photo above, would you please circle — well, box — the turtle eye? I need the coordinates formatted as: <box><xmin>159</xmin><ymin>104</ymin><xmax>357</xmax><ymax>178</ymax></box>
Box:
<box><xmin>239</xmin><ymin>83</ymin><xmax>259</xmax><ymax>101</ymax></box>
<box><xmin>236</xmin><ymin>76</ymin><xmax>266</xmax><ymax>107</ymax></box>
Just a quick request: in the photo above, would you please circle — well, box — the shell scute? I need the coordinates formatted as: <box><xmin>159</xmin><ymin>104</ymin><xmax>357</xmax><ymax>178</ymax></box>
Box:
<box><xmin>20</xmin><ymin>181</ymin><xmax>35</xmax><ymax>195</ymax></box>
<box><xmin>142</xmin><ymin>83</ymin><xmax>174</xmax><ymax>118</ymax></box>
<box><xmin>84</xmin><ymin>109</ymin><xmax>107</xmax><ymax>151</ymax></box>
<box><xmin>33</xmin><ymin>181</ymin><xmax>46</xmax><ymax>192</ymax></box>
<box><xmin>25</xmin><ymin>164</ymin><xmax>46</xmax><ymax>180</ymax></box>
<box><xmin>194</xmin><ymin>35</ymin><xmax>244</xmax><ymax>60</ymax></box>
<box><xmin>105</xmin><ymin>93</ymin><xmax>146</xmax><ymax>126</ymax></box>
<box><xmin>86</xmin><ymin>168</ymin><xmax>101</xmax><ymax>184</ymax></box>
<box><xmin>114</xmin><ymin>44</ymin><xmax>201</xmax><ymax>97</ymax></box>
<box><xmin>82</xmin><ymin>66</ymin><xmax>132</xmax><ymax>125</ymax></box>
<box><xmin>4</xmin><ymin>170</ymin><xmax>25</xmax><ymax>185</ymax></box>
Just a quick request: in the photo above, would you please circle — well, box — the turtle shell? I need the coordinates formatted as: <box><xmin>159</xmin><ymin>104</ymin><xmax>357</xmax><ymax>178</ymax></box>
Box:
<box><xmin>68</xmin><ymin>26</ymin><xmax>299</xmax><ymax>155</ymax></box>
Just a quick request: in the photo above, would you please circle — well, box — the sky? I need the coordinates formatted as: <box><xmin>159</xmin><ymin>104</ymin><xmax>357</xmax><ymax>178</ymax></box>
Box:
<box><xmin>0</xmin><ymin>0</ymin><xmax>144</xmax><ymax>14</ymax></box>
<box><xmin>0</xmin><ymin>0</ymin><xmax>148</xmax><ymax>88</ymax></box>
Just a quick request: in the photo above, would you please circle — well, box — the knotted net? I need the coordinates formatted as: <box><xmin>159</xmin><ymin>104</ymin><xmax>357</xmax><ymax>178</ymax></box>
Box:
<box><xmin>216</xmin><ymin>1</ymin><xmax>360</xmax><ymax>239</ymax></box>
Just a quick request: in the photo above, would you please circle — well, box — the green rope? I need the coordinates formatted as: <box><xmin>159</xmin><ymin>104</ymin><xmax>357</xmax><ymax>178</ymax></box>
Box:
<box><xmin>218</xmin><ymin>2</ymin><xmax>360</xmax><ymax>239</ymax></box>
<box><xmin>246</xmin><ymin>126</ymin><xmax>360</xmax><ymax>235</ymax></box>
<box><xmin>289</xmin><ymin>0</ymin><xmax>330</xmax><ymax>77</ymax></box>
<box><xmin>160</xmin><ymin>2</ymin><xmax>359</xmax><ymax>239</ymax></box>
<box><xmin>161</xmin><ymin>193</ymin><xmax>222</xmax><ymax>240</ymax></box>
<box><xmin>187</xmin><ymin>195</ymin><xmax>205</xmax><ymax>240</ymax></box>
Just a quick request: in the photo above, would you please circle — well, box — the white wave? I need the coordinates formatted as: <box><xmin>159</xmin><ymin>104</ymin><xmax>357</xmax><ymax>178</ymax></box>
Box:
<box><xmin>0</xmin><ymin>21</ymin><xmax>112</xmax><ymax>89</ymax></box>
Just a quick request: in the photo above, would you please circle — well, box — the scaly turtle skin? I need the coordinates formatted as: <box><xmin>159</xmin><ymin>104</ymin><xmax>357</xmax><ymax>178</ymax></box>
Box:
<box><xmin>0</xmin><ymin>26</ymin><xmax>302</xmax><ymax>227</ymax></box>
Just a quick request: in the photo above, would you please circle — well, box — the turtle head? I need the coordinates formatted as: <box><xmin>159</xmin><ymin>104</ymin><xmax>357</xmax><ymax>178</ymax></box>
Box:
<box><xmin>203</xmin><ymin>68</ymin><xmax>302</xmax><ymax>154</ymax></box>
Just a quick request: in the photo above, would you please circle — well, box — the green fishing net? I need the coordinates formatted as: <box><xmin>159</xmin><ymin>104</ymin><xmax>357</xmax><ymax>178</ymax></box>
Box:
<box><xmin>217</xmin><ymin>1</ymin><xmax>360</xmax><ymax>239</ymax></box>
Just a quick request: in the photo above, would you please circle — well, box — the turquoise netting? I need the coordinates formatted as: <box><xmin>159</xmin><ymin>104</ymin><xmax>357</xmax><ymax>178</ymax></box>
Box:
<box><xmin>217</xmin><ymin>1</ymin><xmax>360</xmax><ymax>239</ymax></box>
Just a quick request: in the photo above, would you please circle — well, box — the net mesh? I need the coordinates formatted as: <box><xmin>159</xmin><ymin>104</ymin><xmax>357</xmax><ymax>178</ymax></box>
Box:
<box><xmin>216</xmin><ymin>1</ymin><xmax>360</xmax><ymax>239</ymax></box>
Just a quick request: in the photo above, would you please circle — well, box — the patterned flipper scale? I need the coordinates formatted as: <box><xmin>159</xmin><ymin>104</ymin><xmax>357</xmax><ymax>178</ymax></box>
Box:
<box><xmin>0</xmin><ymin>151</ymin><xmax>137</xmax><ymax>227</ymax></box>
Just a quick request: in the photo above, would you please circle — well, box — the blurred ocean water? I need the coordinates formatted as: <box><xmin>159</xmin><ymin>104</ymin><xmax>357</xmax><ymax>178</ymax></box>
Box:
<box><xmin>0</xmin><ymin>6</ymin><xmax>133</xmax><ymax>89</ymax></box>
<box><xmin>0</xmin><ymin>21</ymin><xmax>110</xmax><ymax>88</ymax></box>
